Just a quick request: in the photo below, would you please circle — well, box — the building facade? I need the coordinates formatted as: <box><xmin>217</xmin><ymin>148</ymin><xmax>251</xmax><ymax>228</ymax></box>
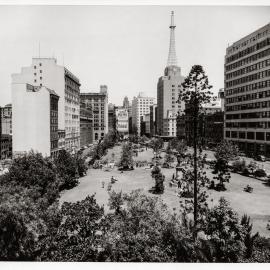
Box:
<box><xmin>12</xmin><ymin>83</ymin><xmax>59</xmax><ymax>157</ymax></box>
<box><xmin>131</xmin><ymin>92</ymin><xmax>155</xmax><ymax>136</ymax></box>
<box><xmin>12</xmin><ymin>57</ymin><xmax>80</xmax><ymax>151</ymax></box>
<box><xmin>157</xmin><ymin>11</ymin><xmax>185</xmax><ymax>138</ymax></box>
<box><xmin>80</xmin><ymin>102</ymin><xmax>93</xmax><ymax>147</ymax></box>
<box><xmin>108</xmin><ymin>103</ymin><xmax>116</xmax><ymax>132</ymax></box>
<box><xmin>224</xmin><ymin>23</ymin><xmax>270</xmax><ymax>156</ymax></box>
<box><xmin>177</xmin><ymin>100</ymin><xmax>224</xmax><ymax>147</ymax></box>
<box><xmin>80</xmin><ymin>85</ymin><xmax>108</xmax><ymax>142</ymax></box>
<box><xmin>1</xmin><ymin>104</ymin><xmax>12</xmax><ymax>135</ymax></box>
<box><xmin>115</xmin><ymin>107</ymin><xmax>129</xmax><ymax>136</ymax></box>
<box><xmin>150</xmin><ymin>104</ymin><xmax>157</xmax><ymax>137</ymax></box>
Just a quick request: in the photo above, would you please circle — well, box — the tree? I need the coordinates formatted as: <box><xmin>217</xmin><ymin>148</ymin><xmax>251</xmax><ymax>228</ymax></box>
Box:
<box><xmin>170</xmin><ymin>138</ymin><xmax>187</xmax><ymax>157</ymax></box>
<box><xmin>179</xmin><ymin>65</ymin><xmax>214</xmax><ymax>229</ymax></box>
<box><xmin>119</xmin><ymin>142</ymin><xmax>134</xmax><ymax>169</ymax></box>
<box><xmin>241</xmin><ymin>214</ymin><xmax>259</xmax><ymax>259</ymax></box>
<box><xmin>204</xmin><ymin>197</ymin><xmax>246</xmax><ymax>262</ymax></box>
<box><xmin>212</xmin><ymin>158</ymin><xmax>231</xmax><ymax>191</ymax></box>
<box><xmin>99</xmin><ymin>190</ymin><xmax>184</xmax><ymax>262</ymax></box>
<box><xmin>1</xmin><ymin>151</ymin><xmax>60</xmax><ymax>205</ymax></box>
<box><xmin>214</xmin><ymin>140</ymin><xmax>239</xmax><ymax>162</ymax></box>
<box><xmin>153</xmin><ymin>172</ymin><xmax>165</xmax><ymax>194</ymax></box>
<box><xmin>164</xmin><ymin>144</ymin><xmax>175</xmax><ymax>167</ymax></box>
<box><xmin>54</xmin><ymin>150</ymin><xmax>78</xmax><ymax>190</ymax></box>
<box><xmin>212</xmin><ymin>141</ymin><xmax>239</xmax><ymax>191</ymax></box>
<box><xmin>149</xmin><ymin>138</ymin><xmax>164</xmax><ymax>159</ymax></box>
<box><xmin>38</xmin><ymin>195</ymin><xmax>104</xmax><ymax>261</ymax></box>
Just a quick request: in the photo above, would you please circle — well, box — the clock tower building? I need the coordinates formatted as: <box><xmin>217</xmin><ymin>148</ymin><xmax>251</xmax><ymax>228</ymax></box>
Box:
<box><xmin>156</xmin><ymin>11</ymin><xmax>185</xmax><ymax>137</ymax></box>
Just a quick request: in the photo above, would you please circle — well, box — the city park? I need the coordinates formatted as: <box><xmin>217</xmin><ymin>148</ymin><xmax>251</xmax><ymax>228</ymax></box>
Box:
<box><xmin>61</xmin><ymin>135</ymin><xmax>270</xmax><ymax>237</ymax></box>
<box><xmin>1</xmin><ymin>65</ymin><xmax>270</xmax><ymax>262</ymax></box>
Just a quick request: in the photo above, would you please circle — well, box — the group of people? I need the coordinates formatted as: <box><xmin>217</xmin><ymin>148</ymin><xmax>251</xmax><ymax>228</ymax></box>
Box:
<box><xmin>101</xmin><ymin>176</ymin><xmax>118</xmax><ymax>191</ymax></box>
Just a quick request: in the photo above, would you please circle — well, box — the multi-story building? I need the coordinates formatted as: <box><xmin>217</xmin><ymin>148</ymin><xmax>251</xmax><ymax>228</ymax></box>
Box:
<box><xmin>115</xmin><ymin>107</ymin><xmax>129</xmax><ymax>136</ymax></box>
<box><xmin>131</xmin><ymin>92</ymin><xmax>155</xmax><ymax>136</ymax></box>
<box><xmin>224</xmin><ymin>23</ymin><xmax>270</xmax><ymax>156</ymax></box>
<box><xmin>177</xmin><ymin>99</ymin><xmax>224</xmax><ymax>147</ymax></box>
<box><xmin>123</xmin><ymin>96</ymin><xmax>132</xmax><ymax>116</ymax></box>
<box><xmin>0</xmin><ymin>134</ymin><xmax>12</xmax><ymax>160</ymax></box>
<box><xmin>1</xmin><ymin>104</ymin><xmax>12</xmax><ymax>135</ymax></box>
<box><xmin>12</xmin><ymin>83</ymin><xmax>59</xmax><ymax>157</ymax></box>
<box><xmin>80</xmin><ymin>85</ymin><xmax>108</xmax><ymax>142</ymax></box>
<box><xmin>0</xmin><ymin>107</ymin><xmax>12</xmax><ymax>160</ymax></box>
<box><xmin>150</xmin><ymin>104</ymin><xmax>157</xmax><ymax>137</ymax></box>
<box><xmin>12</xmin><ymin>57</ymin><xmax>80</xmax><ymax>151</ymax></box>
<box><xmin>157</xmin><ymin>11</ymin><xmax>185</xmax><ymax>138</ymax></box>
<box><xmin>108</xmin><ymin>103</ymin><xmax>116</xmax><ymax>132</ymax></box>
<box><xmin>80</xmin><ymin>101</ymin><xmax>93</xmax><ymax>148</ymax></box>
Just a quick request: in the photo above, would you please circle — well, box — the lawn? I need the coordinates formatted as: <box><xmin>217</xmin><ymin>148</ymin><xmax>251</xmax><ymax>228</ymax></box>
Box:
<box><xmin>60</xmin><ymin>144</ymin><xmax>270</xmax><ymax>237</ymax></box>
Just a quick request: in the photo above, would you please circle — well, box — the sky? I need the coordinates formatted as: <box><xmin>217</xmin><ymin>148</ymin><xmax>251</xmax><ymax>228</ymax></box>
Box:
<box><xmin>0</xmin><ymin>5</ymin><xmax>269</xmax><ymax>107</ymax></box>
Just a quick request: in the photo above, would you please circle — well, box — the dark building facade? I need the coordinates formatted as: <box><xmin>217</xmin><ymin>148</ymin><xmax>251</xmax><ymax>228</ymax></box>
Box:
<box><xmin>177</xmin><ymin>103</ymin><xmax>224</xmax><ymax>147</ymax></box>
<box><xmin>80</xmin><ymin>101</ymin><xmax>93</xmax><ymax>147</ymax></box>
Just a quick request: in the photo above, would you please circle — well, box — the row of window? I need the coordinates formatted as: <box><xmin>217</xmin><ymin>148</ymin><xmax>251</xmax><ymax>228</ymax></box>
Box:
<box><xmin>226</xmin><ymin>59</ymin><xmax>270</xmax><ymax>80</ymax></box>
<box><xmin>226</xmin><ymin>69</ymin><xmax>270</xmax><ymax>88</ymax></box>
<box><xmin>226</xmin><ymin>48</ymin><xmax>270</xmax><ymax>72</ymax></box>
<box><xmin>226</xmin><ymin>38</ymin><xmax>270</xmax><ymax>64</ymax></box>
<box><xmin>226</xmin><ymin>89</ymin><xmax>270</xmax><ymax>104</ymax></box>
<box><xmin>226</xmin><ymin>79</ymin><xmax>270</xmax><ymax>96</ymax></box>
<box><xmin>226</xmin><ymin>121</ymin><xmax>270</xmax><ymax>129</ymax></box>
<box><xmin>226</xmin><ymin>130</ymin><xmax>270</xmax><ymax>141</ymax></box>
<box><xmin>226</xmin><ymin>110</ymin><xmax>270</xmax><ymax>119</ymax></box>
<box><xmin>227</xmin><ymin>30</ymin><xmax>269</xmax><ymax>55</ymax></box>
<box><xmin>226</xmin><ymin>100</ymin><xmax>270</xmax><ymax>112</ymax></box>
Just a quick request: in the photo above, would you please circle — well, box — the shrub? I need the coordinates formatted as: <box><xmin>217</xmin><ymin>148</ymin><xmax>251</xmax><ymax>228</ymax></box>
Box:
<box><xmin>232</xmin><ymin>159</ymin><xmax>246</xmax><ymax>173</ymax></box>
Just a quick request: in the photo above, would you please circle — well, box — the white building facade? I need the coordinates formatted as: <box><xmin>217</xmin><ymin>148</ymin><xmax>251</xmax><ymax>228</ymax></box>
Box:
<box><xmin>12</xmin><ymin>83</ymin><xmax>59</xmax><ymax>157</ymax></box>
<box><xmin>131</xmin><ymin>92</ymin><xmax>155</xmax><ymax>136</ymax></box>
<box><xmin>12</xmin><ymin>58</ymin><xmax>80</xmax><ymax>151</ymax></box>
<box><xmin>115</xmin><ymin>107</ymin><xmax>129</xmax><ymax>135</ymax></box>
<box><xmin>80</xmin><ymin>86</ymin><xmax>108</xmax><ymax>142</ymax></box>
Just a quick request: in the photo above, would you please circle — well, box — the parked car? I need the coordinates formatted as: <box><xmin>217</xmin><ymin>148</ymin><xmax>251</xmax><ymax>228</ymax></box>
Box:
<box><xmin>238</xmin><ymin>152</ymin><xmax>246</xmax><ymax>157</ymax></box>
<box><xmin>255</xmin><ymin>155</ymin><xmax>266</xmax><ymax>162</ymax></box>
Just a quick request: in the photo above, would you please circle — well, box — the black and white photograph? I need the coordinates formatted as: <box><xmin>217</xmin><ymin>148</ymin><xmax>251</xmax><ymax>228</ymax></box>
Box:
<box><xmin>1</xmin><ymin>0</ymin><xmax>270</xmax><ymax>265</ymax></box>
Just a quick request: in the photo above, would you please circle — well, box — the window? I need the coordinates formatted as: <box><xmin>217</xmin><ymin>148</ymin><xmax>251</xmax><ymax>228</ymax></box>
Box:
<box><xmin>40</xmin><ymin>83</ymin><xmax>42</xmax><ymax>86</ymax></box>
<box><xmin>256</xmin><ymin>132</ymin><xmax>265</xmax><ymax>141</ymax></box>
<box><xmin>40</xmin><ymin>77</ymin><xmax>42</xmax><ymax>80</ymax></box>
<box><xmin>34</xmin><ymin>79</ymin><xmax>37</xmax><ymax>83</ymax></box>
<box><xmin>34</xmin><ymin>73</ymin><xmax>36</xmax><ymax>76</ymax></box>
<box><xmin>40</xmin><ymin>70</ymin><xmax>42</xmax><ymax>73</ymax></box>
<box><xmin>39</xmin><ymin>63</ymin><xmax>42</xmax><ymax>66</ymax></box>
<box><xmin>34</xmin><ymin>65</ymin><xmax>36</xmax><ymax>69</ymax></box>
<box><xmin>247</xmin><ymin>132</ymin><xmax>254</xmax><ymax>140</ymax></box>
<box><xmin>239</xmin><ymin>132</ymin><xmax>246</xmax><ymax>139</ymax></box>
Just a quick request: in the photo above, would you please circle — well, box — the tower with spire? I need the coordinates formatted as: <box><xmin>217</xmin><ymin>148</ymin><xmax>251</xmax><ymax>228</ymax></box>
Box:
<box><xmin>156</xmin><ymin>11</ymin><xmax>185</xmax><ymax>137</ymax></box>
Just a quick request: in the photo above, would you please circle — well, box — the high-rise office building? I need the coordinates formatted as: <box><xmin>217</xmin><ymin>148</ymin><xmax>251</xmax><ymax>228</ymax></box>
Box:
<box><xmin>12</xmin><ymin>83</ymin><xmax>59</xmax><ymax>157</ymax></box>
<box><xmin>131</xmin><ymin>92</ymin><xmax>155</xmax><ymax>135</ymax></box>
<box><xmin>224</xmin><ymin>23</ymin><xmax>270</xmax><ymax>156</ymax></box>
<box><xmin>80</xmin><ymin>86</ymin><xmax>108</xmax><ymax>142</ymax></box>
<box><xmin>157</xmin><ymin>11</ymin><xmax>185</xmax><ymax>137</ymax></box>
<box><xmin>12</xmin><ymin>58</ymin><xmax>80</xmax><ymax>151</ymax></box>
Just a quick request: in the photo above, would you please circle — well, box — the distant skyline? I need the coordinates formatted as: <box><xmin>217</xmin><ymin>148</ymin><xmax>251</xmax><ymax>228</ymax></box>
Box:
<box><xmin>0</xmin><ymin>5</ymin><xmax>269</xmax><ymax>106</ymax></box>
